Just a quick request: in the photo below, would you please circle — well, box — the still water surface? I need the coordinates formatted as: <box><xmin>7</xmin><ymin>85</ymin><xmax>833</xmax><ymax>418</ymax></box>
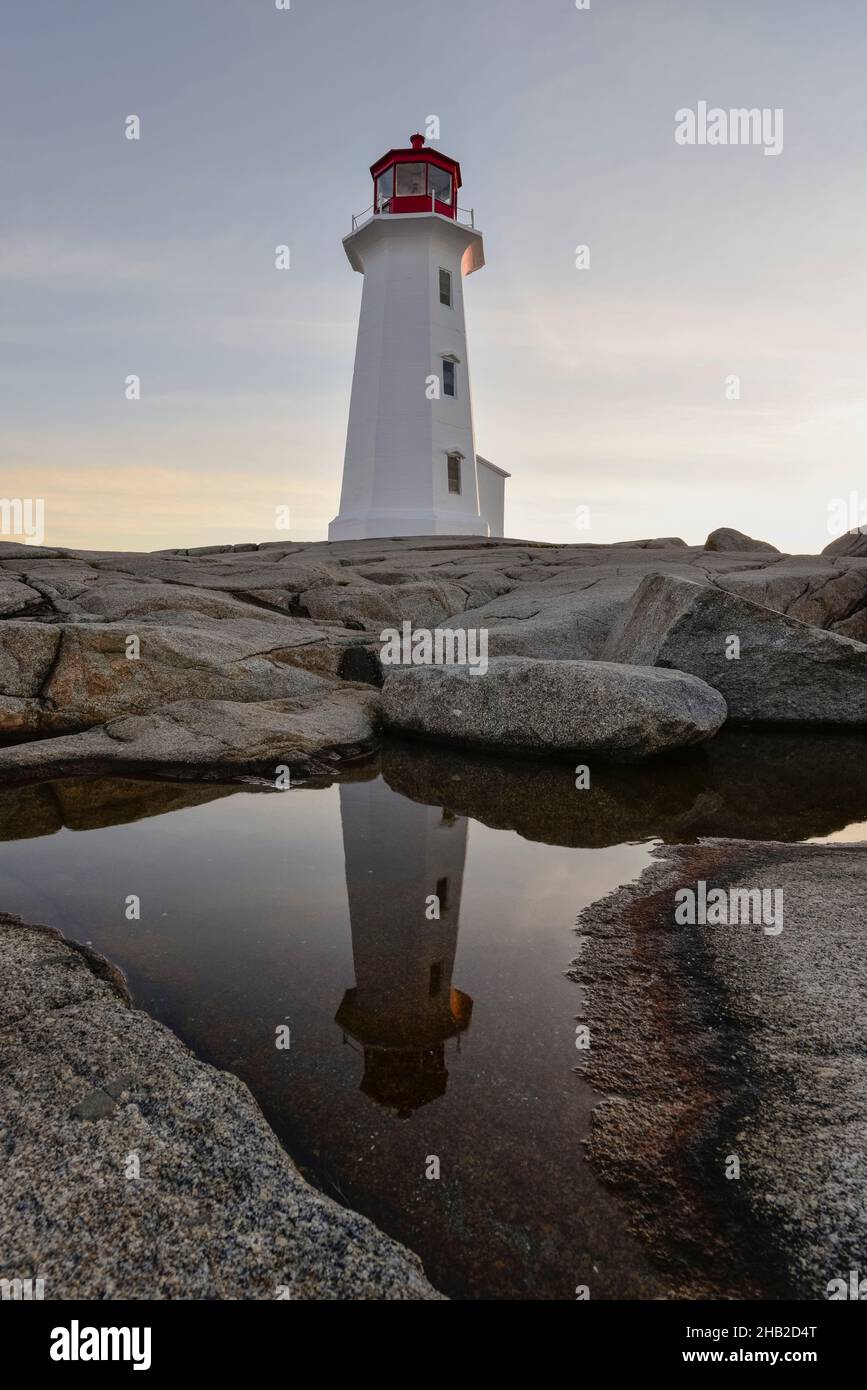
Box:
<box><xmin>1</xmin><ymin>730</ymin><xmax>864</xmax><ymax>1298</ymax></box>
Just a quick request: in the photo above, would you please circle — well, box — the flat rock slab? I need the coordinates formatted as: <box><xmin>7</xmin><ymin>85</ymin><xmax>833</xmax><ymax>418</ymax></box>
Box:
<box><xmin>2</xmin><ymin>535</ymin><xmax>866</xmax><ymax>772</ymax></box>
<box><xmin>568</xmin><ymin>839</ymin><xmax>867</xmax><ymax>1298</ymax></box>
<box><xmin>300</xmin><ymin>578</ymin><xmax>469</xmax><ymax>630</ymax></box>
<box><xmin>0</xmin><ymin>687</ymin><xmax>382</xmax><ymax>786</ymax></box>
<box><xmin>381</xmin><ymin>655</ymin><xmax>726</xmax><ymax>761</ymax></box>
<box><xmin>0</xmin><ymin>617</ymin><xmax>378</xmax><ymax>736</ymax></box>
<box><xmin>0</xmin><ymin>914</ymin><xmax>441</xmax><ymax>1300</ymax></box>
<box><xmin>604</xmin><ymin>572</ymin><xmax>867</xmax><ymax>723</ymax></box>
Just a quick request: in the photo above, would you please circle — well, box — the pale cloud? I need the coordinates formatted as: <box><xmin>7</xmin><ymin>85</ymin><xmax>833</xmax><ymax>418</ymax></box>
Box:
<box><xmin>0</xmin><ymin>241</ymin><xmax>166</xmax><ymax>285</ymax></box>
<box><xmin>1</xmin><ymin>433</ymin><xmax>345</xmax><ymax>551</ymax></box>
<box><xmin>2</xmin><ymin>0</ymin><xmax>865</xmax><ymax>556</ymax></box>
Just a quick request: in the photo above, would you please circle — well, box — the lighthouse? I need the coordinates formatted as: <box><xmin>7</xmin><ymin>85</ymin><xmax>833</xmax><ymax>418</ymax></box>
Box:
<box><xmin>334</xmin><ymin>779</ymin><xmax>473</xmax><ymax>1116</ymax></box>
<box><xmin>328</xmin><ymin>133</ymin><xmax>508</xmax><ymax>541</ymax></box>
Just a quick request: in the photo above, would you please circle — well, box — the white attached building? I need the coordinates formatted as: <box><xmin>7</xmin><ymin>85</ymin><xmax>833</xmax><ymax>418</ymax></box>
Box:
<box><xmin>329</xmin><ymin>134</ymin><xmax>508</xmax><ymax>541</ymax></box>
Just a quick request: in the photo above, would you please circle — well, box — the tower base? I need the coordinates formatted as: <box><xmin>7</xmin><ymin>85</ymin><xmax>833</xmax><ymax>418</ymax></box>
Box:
<box><xmin>328</xmin><ymin>511</ymin><xmax>489</xmax><ymax>541</ymax></box>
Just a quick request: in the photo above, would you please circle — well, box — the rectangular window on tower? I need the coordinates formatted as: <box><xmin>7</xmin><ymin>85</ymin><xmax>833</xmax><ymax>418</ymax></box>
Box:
<box><xmin>439</xmin><ymin>267</ymin><xmax>452</xmax><ymax>307</ymax></box>
<box><xmin>442</xmin><ymin>359</ymin><xmax>456</xmax><ymax>397</ymax></box>
<box><xmin>447</xmin><ymin>454</ymin><xmax>462</xmax><ymax>495</ymax></box>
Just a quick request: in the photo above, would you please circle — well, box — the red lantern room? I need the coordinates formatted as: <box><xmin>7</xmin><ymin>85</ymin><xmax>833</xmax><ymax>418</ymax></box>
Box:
<box><xmin>370</xmin><ymin>132</ymin><xmax>462</xmax><ymax>220</ymax></box>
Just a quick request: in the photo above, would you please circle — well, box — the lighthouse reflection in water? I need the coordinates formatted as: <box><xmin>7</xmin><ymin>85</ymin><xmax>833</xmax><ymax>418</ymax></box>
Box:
<box><xmin>335</xmin><ymin>780</ymin><xmax>473</xmax><ymax>1117</ymax></box>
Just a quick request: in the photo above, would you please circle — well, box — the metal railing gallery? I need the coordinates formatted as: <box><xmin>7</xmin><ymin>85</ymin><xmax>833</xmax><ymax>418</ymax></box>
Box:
<box><xmin>351</xmin><ymin>195</ymin><xmax>475</xmax><ymax>233</ymax></box>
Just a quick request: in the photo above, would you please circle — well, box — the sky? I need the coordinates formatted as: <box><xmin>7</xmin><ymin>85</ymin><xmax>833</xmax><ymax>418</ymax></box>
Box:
<box><xmin>1</xmin><ymin>0</ymin><xmax>865</xmax><ymax>554</ymax></box>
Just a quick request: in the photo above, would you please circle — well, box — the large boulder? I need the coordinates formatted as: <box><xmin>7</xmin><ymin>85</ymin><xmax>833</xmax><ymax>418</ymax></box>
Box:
<box><xmin>704</xmin><ymin>527</ymin><xmax>779</xmax><ymax>553</ymax></box>
<box><xmin>442</xmin><ymin>573</ymin><xmax>656</xmax><ymax>661</ymax></box>
<box><xmin>823</xmin><ymin>528</ymin><xmax>867</xmax><ymax>558</ymax></box>
<box><xmin>833</xmin><ymin>609</ymin><xmax>867</xmax><ymax>643</ymax></box>
<box><xmin>0</xmin><ymin>627</ymin><xmax>63</xmax><ymax>734</ymax></box>
<box><xmin>381</xmin><ymin>656</ymin><xmax>726</xmax><ymax>761</ymax></box>
<box><xmin>0</xmin><ymin>618</ymin><xmax>378</xmax><ymax>734</ymax></box>
<box><xmin>610</xmin><ymin>537</ymin><xmax>689</xmax><ymax>549</ymax></box>
<box><xmin>714</xmin><ymin>561</ymin><xmax>867</xmax><ymax>631</ymax></box>
<box><xmin>603</xmin><ymin>572</ymin><xmax>867</xmax><ymax>723</ymax></box>
<box><xmin>0</xmin><ymin>915</ymin><xmax>441</xmax><ymax>1299</ymax></box>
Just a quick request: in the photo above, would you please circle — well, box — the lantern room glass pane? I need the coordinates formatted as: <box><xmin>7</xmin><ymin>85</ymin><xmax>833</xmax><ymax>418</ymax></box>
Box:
<box><xmin>429</xmin><ymin>166</ymin><xmax>453</xmax><ymax>204</ymax></box>
<box><xmin>395</xmin><ymin>162</ymin><xmax>427</xmax><ymax>197</ymax></box>
<box><xmin>375</xmin><ymin>166</ymin><xmax>394</xmax><ymax>211</ymax></box>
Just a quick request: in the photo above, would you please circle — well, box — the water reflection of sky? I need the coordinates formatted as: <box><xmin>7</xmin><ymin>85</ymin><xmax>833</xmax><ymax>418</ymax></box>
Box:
<box><xmin>2</xmin><ymin>729</ymin><xmax>866</xmax><ymax>1298</ymax></box>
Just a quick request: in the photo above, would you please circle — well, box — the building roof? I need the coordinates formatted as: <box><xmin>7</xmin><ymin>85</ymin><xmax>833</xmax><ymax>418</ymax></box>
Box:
<box><xmin>370</xmin><ymin>134</ymin><xmax>463</xmax><ymax>188</ymax></box>
<box><xmin>476</xmin><ymin>455</ymin><xmax>511</xmax><ymax>478</ymax></box>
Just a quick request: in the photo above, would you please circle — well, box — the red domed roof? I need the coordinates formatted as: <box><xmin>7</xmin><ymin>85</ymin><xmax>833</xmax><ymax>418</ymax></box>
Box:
<box><xmin>370</xmin><ymin>134</ymin><xmax>462</xmax><ymax>190</ymax></box>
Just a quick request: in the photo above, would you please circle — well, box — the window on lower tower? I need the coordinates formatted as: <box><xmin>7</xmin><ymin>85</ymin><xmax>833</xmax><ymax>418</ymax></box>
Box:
<box><xmin>442</xmin><ymin>358</ymin><xmax>456</xmax><ymax>397</ymax></box>
<box><xmin>447</xmin><ymin>454</ymin><xmax>462</xmax><ymax>494</ymax></box>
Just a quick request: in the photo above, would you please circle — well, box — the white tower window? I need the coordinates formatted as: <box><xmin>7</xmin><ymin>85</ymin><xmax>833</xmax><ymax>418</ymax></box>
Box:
<box><xmin>447</xmin><ymin>453</ymin><xmax>463</xmax><ymax>494</ymax></box>
<box><xmin>439</xmin><ymin>267</ymin><xmax>452</xmax><ymax>307</ymax></box>
<box><xmin>442</xmin><ymin>358</ymin><xmax>457</xmax><ymax>398</ymax></box>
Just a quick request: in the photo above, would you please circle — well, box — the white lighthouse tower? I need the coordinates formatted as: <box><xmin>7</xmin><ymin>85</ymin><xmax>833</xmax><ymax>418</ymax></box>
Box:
<box><xmin>329</xmin><ymin>133</ymin><xmax>507</xmax><ymax>541</ymax></box>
